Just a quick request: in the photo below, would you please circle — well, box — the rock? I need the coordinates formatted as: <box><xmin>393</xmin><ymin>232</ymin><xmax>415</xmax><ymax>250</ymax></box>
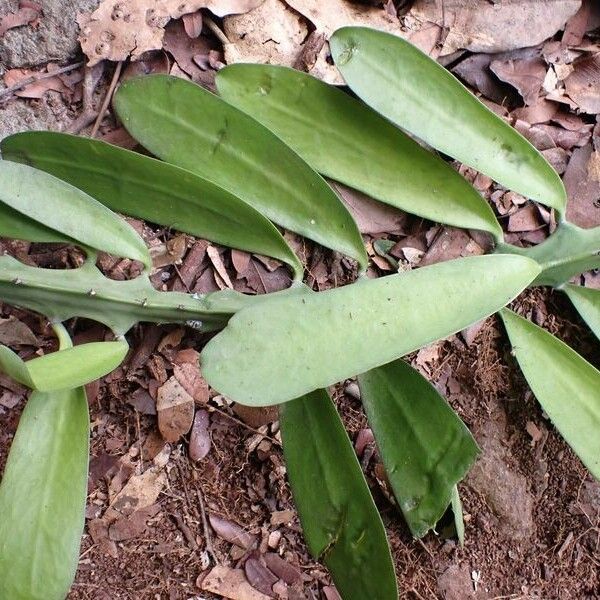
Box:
<box><xmin>0</xmin><ymin>0</ymin><xmax>100</xmax><ymax>68</ymax></box>
<box><xmin>467</xmin><ymin>412</ymin><xmax>536</xmax><ymax>541</ymax></box>
<box><xmin>0</xmin><ymin>95</ymin><xmax>74</xmax><ymax>142</ymax></box>
<box><xmin>437</xmin><ymin>564</ymin><xmax>475</xmax><ymax>600</ymax></box>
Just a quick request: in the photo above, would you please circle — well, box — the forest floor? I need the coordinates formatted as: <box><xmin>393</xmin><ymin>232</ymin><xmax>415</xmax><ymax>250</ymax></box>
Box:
<box><xmin>1</xmin><ymin>0</ymin><xmax>600</xmax><ymax>598</ymax></box>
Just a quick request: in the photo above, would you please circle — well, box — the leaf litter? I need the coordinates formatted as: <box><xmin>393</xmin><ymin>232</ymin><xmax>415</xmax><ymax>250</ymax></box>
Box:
<box><xmin>2</xmin><ymin>0</ymin><xmax>600</xmax><ymax>597</ymax></box>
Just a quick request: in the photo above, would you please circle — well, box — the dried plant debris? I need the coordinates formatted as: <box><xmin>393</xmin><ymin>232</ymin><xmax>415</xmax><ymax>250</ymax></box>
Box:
<box><xmin>410</xmin><ymin>0</ymin><xmax>581</xmax><ymax>55</ymax></box>
<box><xmin>78</xmin><ymin>0</ymin><xmax>265</xmax><ymax>65</ymax></box>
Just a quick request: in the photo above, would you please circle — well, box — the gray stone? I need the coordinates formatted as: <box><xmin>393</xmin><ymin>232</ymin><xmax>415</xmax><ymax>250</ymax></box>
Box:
<box><xmin>437</xmin><ymin>564</ymin><xmax>476</xmax><ymax>600</ymax></box>
<box><xmin>0</xmin><ymin>94</ymin><xmax>73</xmax><ymax>142</ymax></box>
<box><xmin>466</xmin><ymin>410</ymin><xmax>536</xmax><ymax>541</ymax></box>
<box><xmin>0</xmin><ymin>0</ymin><xmax>99</xmax><ymax>68</ymax></box>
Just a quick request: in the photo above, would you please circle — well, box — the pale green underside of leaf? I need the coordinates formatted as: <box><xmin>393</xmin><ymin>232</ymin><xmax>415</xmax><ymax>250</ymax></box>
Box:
<box><xmin>201</xmin><ymin>255</ymin><xmax>540</xmax><ymax>406</ymax></box>
<box><xmin>1</xmin><ymin>132</ymin><xmax>303</xmax><ymax>280</ymax></box>
<box><xmin>0</xmin><ymin>387</ymin><xmax>89</xmax><ymax>600</ymax></box>
<box><xmin>496</xmin><ymin>222</ymin><xmax>600</xmax><ymax>287</ymax></box>
<box><xmin>280</xmin><ymin>389</ymin><xmax>397</xmax><ymax>600</ymax></box>
<box><xmin>358</xmin><ymin>359</ymin><xmax>479</xmax><ymax>538</ymax></box>
<box><xmin>0</xmin><ymin>341</ymin><xmax>128</xmax><ymax>391</ymax></box>
<box><xmin>500</xmin><ymin>308</ymin><xmax>600</xmax><ymax>479</ymax></box>
<box><xmin>330</xmin><ymin>27</ymin><xmax>566</xmax><ymax>212</ymax></box>
<box><xmin>563</xmin><ymin>285</ymin><xmax>600</xmax><ymax>341</ymax></box>
<box><xmin>216</xmin><ymin>64</ymin><xmax>503</xmax><ymax>241</ymax></box>
<box><xmin>0</xmin><ymin>160</ymin><xmax>151</xmax><ymax>269</ymax></box>
<box><xmin>113</xmin><ymin>75</ymin><xmax>368</xmax><ymax>270</ymax></box>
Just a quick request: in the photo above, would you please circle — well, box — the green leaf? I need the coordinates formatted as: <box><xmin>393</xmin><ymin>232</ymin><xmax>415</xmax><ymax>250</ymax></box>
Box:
<box><xmin>0</xmin><ymin>387</ymin><xmax>89</xmax><ymax>600</ymax></box>
<box><xmin>330</xmin><ymin>27</ymin><xmax>566</xmax><ymax>213</ymax></box>
<box><xmin>113</xmin><ymin>74</ymin><xmax>368</xmax><ymax>271</ymax></box>
<box><xmin>280</xmin><ymin>389</ymin><xmax>397</xmax><ymax>600</ymax></box>
<box><xmin>0</xmin><ymin>160</ymin><xmax>151</xmax><ymax>269</ymax></box>
<box><xmin>496</xmin><ymin>222</ymin><xmax>600</xmax><ymax>287</ymax></box>
<box><xmin>564</xmin><ymin>284</ymin><xmax>600</xmax><ymax>341</ymax></box>
<box><xmin>357</xmin><ymin>359</ymin><xmax>479</xmax><ymax>538</ymax></box>
<box><xmin>216</xmin><ymin>64</ymin><xmax>503</xmax><ymax>241</ymax></box>
<box><xmin>0</xmin><ymin>341</ymin><xmax>127</xmax><ymax>390</ymax></box>
<box><xmin>500</xmin><ymin>308</ymin><xmax>600</xmax><ymax>479</ymax></box>
<box><xmin>0</xmin><ymin>345</ymin><xmax>35</xmax><ymax>388</ymax></box>
<box><xmin>1</xmin><ymin>132</ymin><xmax>303</xmax><ymax>280</ymax></box>
<box><xmin>201</xmin><ymin>254</ymin><xmax>540</xmax><ymax>406</ymax></box>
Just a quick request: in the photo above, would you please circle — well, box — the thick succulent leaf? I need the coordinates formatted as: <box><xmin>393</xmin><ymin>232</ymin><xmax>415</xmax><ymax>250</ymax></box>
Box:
<box><xmin>113</xmin><ymin>75</ymin><xmax>367</xmax><ymax>271</ymax></box>
<box><xmin>497</xmin><ymin>223</ymin><xmax>600</xmax><ymax>287</ymax></box>
<box><xmin>358</xmin><ymin>359</ymin><xmax>479</xmax><ymax>538</ymax></box>
<box><xmin>0</xmin><ymin>345</ymin><xmax>35</xmax><ymax>388</ymax></box>
<box><xmin>500</xmin><ymin>308</ymin><xmax>600</xmax><ymax>479</ymax></box>
<box><xmin>201</xmin><ymin>255</ymin><xmax>540</xmax><ymax>406</ymax></box>
<box><xmin>0</xmin><ymin>255</ymin><xmax>310</xmax><ymax>335</ymax></box>
<box><xmin>0</xmin><ymin>160</ymin><xmax>151</xmax><ymax>269</ymax></box>
<box><xmin>216</xmin><ymin>64</ymin><xmax>503</xmax><ymax>241</ymax></box>
<box><xmin>1</xmin><ymin>132</ymin><xmax>303</xmax><ymax>280</ymax></box>
<box><xmin>0</xmin><ymin>387</ymin><xmax>89</xmax><ymax>600</ymax></box>
<box><xmin>0</xmin><ymin>341</ymin><xmax>128</xmax><ymax>391</ymax></box>
<box><xmin>280</xmin><ymin>389</ymin><xmax>397</xmax><ymax>600</ymax></box>
<box><xmin>330</xmin><ymin>27</ymin><xmax>566</xmax><ymax>212</ymax></box>
<box><xmin>564</xmin><ymin>284</ymin><xmax>600</xmax><ymax>340</ymax></box>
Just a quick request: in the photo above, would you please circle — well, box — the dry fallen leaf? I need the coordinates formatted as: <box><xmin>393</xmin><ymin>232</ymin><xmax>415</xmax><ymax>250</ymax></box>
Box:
<box><xmin>209</xmin><ymin>514</ymin><xmax>257</xmax><ymax>549</ymax></box>
<box><xmin>156</xmin><ymin>376</ymin><xmax>195</xmax><ymax>442</ymax></box>
<box><xmin>0</xmin><ymin>4</ymin><xmax>39</xmax><ymax>37</ymax></box>
<box><xmin>79</xmin><ymin>0</ymin><xmax>265</xmax><ymax>65</ymax></box>
<box><xmin>223</xmin><ymin>0</ymin><xmax>308</xmax><ymax>67</ymax></box>
<box><xmin>201</xmin><ymin>565</ymin><xmax>271</xmax><ymax>600</ymax></box>
<box><xmin>564</xmin><ymin>144</ymin><xmax>600</xmax><ymax>228</ymax></box>
<box><xmin>244</xmin><ymin>557</ymin><xmax>278</xmax><ymax>597</ymax></box>
<box><xmin>411</xmin><ymin>0</ymin><xmax>581</xmax><ymax>55</ymax></box>
<box><xmin>490</xmin><ymin>56</ymin><xmax>547</xmax><ymax>106</ymax></box>
<box><xmin>0</xmin><ymin>316</ymin><xmax>37</xmax><ymax>346</ymax></box>
<box><xmin>189</xmin><ymin>408</ymin><xmax>211</xmax><ymax>461</ymax></box>
<box><xmin>564</xmin><ymin>53</ymin><xmax>600</xmax><ymax>114</ymax></box>
<box><xmin>3</xmin><ymin>67</ymin><xmax>72</xmax><ymax>99</ymax></box>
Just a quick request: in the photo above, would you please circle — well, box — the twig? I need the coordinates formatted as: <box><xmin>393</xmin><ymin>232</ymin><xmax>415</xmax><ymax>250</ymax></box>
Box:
<box><xmin>0</xmin><ymin>61</ymin><xmax>83</xmax><ymax>99</ymax></box>
<box><xmin>68</xmin><ymin>62</ymin><xmax>105</xmax><ymax>134</ymax></box>
<box><xmin>196</xmin><ymin>485</ymin><xmax>219</xmax><ymax>565</ymax></box>
<box><xmin>90</xmin><ymin>61</ymin><xmax>123</xmax><ymax>138</ymax></box>
<box><xmin>203</xmin><ymin>14</ymin><xmax>230</xmax><ymax>46</ymax></box>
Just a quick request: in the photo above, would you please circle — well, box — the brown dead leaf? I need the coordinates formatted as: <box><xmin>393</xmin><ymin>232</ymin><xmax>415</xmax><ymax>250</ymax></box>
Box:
<box><xmin>0</xmin><ymin>316</ymin><xmax>37</xmax><ymax>346</ymax></box>
<box><xmin>564</xmin><ymin>144</ymin><xmax>600</xmax><ymax>228</ymax></box>
<box><xmin>173</xmin><ymin>362</ymin><xmax>209</xmax><ymax>404</ymax></box>
<box><xmin>201</xmin><ymin>565</ymin><xmax>271</xmax><ymax>600</ymax></box>
<box><xmin>0</xmin><ymin>5</ymin><xmax>39</xmax><ymax>37</ymax></box>
<box><xmin>108</xmin><ymin>504</ymin><xmax>161</xmax><ymax>541</ymax></box>
<box><xmin>411</xmin><ymin>0</ymin><xmax>581</xmax><ymax>55</ymax></box>
<box><xmin>490</xmin><ymin>57</ymin><xmax>546</xmax><ymax>106</ymax></box>
<box><xmin>244</xmin><ymin>557</ymin><xmax>278</xmax><ymax>597</ymax></box>
<box><xmin>150</xmin><ymin>233</ymin><xmax>187</xmax><ymax>269</ymax></box>
<box><xmin>564</xmin><ymin>53</ymin><xmax>600</xmax><ymax>114</ymax></box>
<box><xmin>263</xmin><ymin>554</ymin><xmax>301</xmax><ymax>585</ymax></box>
<box><xmin>322</xmin><ymin>586</ymin><xmax>342</xmax><ymax>600</ymax></box>
<box><xmin>182</xmin><ymin>10</ymin><xmax>203</xmax><ymax>37</ymax></box>
<box><xmin>508</xmin><ymin>205</ymin><xmax>546</xmax><ymax>232</ymax></box>
<box><xmin>207</xmin><ymin>245</ymin><xmax>233</xmax><ymax>288</ymax></box>
<box><xmin>209</xmin><ymin>514</ymin><xmax>257</xmax><ymax>549</ymax></box>
<box><xmin>189</xmin><ymin>408</ymin><xmax>211</xmax><ymax>461</ymax></box>
<box><xmin>223</xmin><ymin>0</ymin><xmax>307</xmax><ymax>68</ymax></box>
<box><xmin>232</xmin><ymin>404</ymin><xmax>278</xmax><ymax>428</ymax></box>
<box><xmin>79</xmin><ymin>0</ymin><xmax>265</xmax><ymax>65</ymax></box>
<box><xmin>330</xmin><ymin>181</ymin><xmax>407</xmax><ymax>235</ymax></box>
<box><xmin>3</xmin><ymin>67</ymin><xmax>71</xmax><ymax>99</ymax></box>
<box><xmin>156</xmin><ymin>376</ymin><xmax>195</xmax><ymax>441</ymax></box>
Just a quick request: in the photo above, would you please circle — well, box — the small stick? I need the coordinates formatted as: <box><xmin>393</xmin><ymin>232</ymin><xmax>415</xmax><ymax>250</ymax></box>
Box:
<box><xmin>90</xmin><ymin>61</ymin><xmax>123</xmax><ymax>138</ymax></box>
<box><xmin>196</xmin><ymin>485</ymin><xmax>219</xmax><ymax>565</ymax></box>
<box><xmin>203</xmin><ymin>14</ymin><xmax>230</xmax><ymax>46</ymax></box>
<box><xmin>209</xmin><ymin>404</ymin><xmax>281</xmax><ymax>446</ymax></box>
<box><xmin>0</xmin><ymin>61</ymin><xmax>83</xmax><ymax>99</ymax></box>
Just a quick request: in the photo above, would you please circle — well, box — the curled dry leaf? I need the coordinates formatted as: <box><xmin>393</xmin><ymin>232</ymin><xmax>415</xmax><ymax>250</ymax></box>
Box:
<box><xmin>201</xmin><ymin>565</ymin><xmax>271</xmax><ymax>600</ymax></box>
<box><xmin>0</xmin><ymin>316</ymin><xmax>37</xmax><ymax>346</ymax></box>
<box><xmin>156</xmin><ymin>376</ymin><xmax>195</xmax><ymax>442</ymax></box>
<box><xmin>78</xmin><ymin>0</ymin><xmax>265</xmax><ymax>65</ymax></box>
<box><xmin>244</xmin><ymin>557</ymin><xmax>278</xmax><ymax>597</ymax></box>
<box><xmin>189</xmin><ymin>408</ymin><xmax>211</xmax><ymax>461</ymax></box>
<box><xmin>564</xmin><ymin>53</ymin><xmax>600</xmax><ymax>114</ymax></box>
<box><xmin>208</xmin><ymin>514</ymin><xmax>256</xmax><ymax>549</ymax></box>
<box><xmin>410</xmin><ymin>0</ymin><xmax>581</xmax><ymax>55</ymax></box>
